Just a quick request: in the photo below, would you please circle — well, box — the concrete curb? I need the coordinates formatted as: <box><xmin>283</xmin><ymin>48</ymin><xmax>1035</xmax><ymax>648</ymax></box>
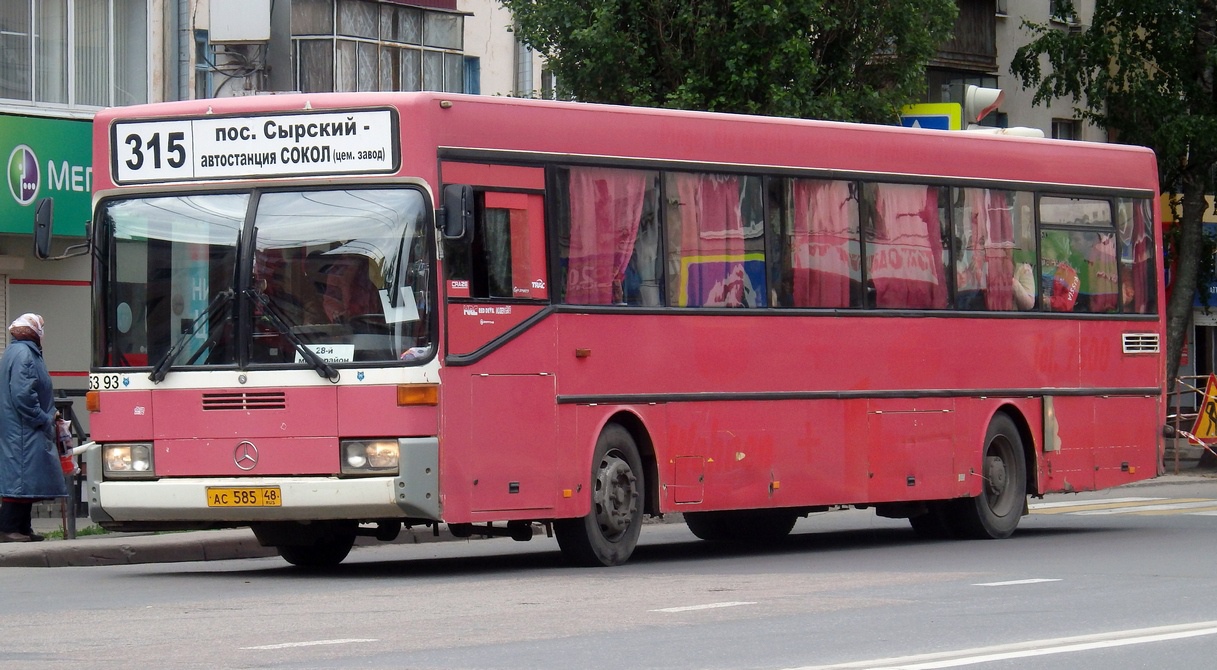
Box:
<box><xmin>0</xmin><ymin>522</ymin><xmax>507</xmax><ymax>568</ymax></box>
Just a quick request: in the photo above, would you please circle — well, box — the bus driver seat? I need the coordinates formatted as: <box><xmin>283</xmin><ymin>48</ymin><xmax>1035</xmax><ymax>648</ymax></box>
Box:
<box><xmin>319</xmin><ymin>254</ymin><xmax>383</xmax><ymax>325</ymax></box>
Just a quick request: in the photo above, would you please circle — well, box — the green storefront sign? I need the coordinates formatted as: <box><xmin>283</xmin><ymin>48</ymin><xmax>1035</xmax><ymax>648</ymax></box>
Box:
<box><xmin>2</xmin><ymin>113</ymin><xmax>91</xmax><ymax>237</ymax></box>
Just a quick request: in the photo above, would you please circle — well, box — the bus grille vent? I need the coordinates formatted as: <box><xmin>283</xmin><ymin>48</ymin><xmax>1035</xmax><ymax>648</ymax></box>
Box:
<box><xmin>1122</xmin><ymin>333</ymin><xmax>1160</xmax><ymax>354</ymax></box>
<box><xmin>201</xmin><ymin>391</ymin><xmax>287</xmax><ymax>411</ymax></box>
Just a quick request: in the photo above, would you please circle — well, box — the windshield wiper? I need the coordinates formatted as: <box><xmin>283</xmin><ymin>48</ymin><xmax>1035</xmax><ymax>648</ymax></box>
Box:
<box><xmin>148</xmin><ymin>289</ymin><xmax>234</xmax><ymax>383</ymax></box>
<box><xmin>245</xmin><ymin>287</ymin><xmax>340</xmax><ymax>382</ymax></box>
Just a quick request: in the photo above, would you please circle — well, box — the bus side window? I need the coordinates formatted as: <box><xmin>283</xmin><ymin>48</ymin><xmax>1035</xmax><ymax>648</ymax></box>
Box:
<box><xmin>663</xmin><ymin>172</ymin><xmax>766</xmax><ymax>308</ymax></box>
<box><xmin>1116</xmin><ymin>198</ymin><xmax>1158</xmax><ymax>314</ymax></box>
<box><xmin>1039</xmin><ymin>196</ymin><xmax>1117</xmax><ymax>314</ymax></box>
<box><xmin>862</xmin><ymin>182</ymin><xmax>949</xmax><ymax>309</ymax></box>
<box><xmin>769</xmin><ymin>177</ymin><xmax>861</xmax><ymax>308</ymax></box>
<box><xmin>446</xmin><ymin>190</ymin><xmax>548</xmax><ymax>301</ymax></box>
<box><xmin>952</xmin><ymin>188</ymin><xmax>1037</xmax><ymax>311</ymax></box>
<box><xmin>557</xmin><ymin>167</ymin><xmax>662</xmax><ymax>306</ymax></box>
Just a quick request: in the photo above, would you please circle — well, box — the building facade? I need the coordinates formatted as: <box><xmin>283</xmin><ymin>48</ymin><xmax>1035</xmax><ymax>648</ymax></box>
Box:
<box><xmin>0</xmin><ymin>0</ymin><xmax>1112</xmax><ymax>431</ymax></box>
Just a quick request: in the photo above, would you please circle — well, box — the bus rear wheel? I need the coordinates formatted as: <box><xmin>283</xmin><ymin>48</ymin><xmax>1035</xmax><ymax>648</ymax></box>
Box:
<box><xmin>951</xmin><ymin>414</ymin><xmax>1026</xmax><ymax>539</ymax></box>
<box><xmin>554</xmin><ymin>424</ymin><xmax>644</xmax><ymax>567</ymax></box>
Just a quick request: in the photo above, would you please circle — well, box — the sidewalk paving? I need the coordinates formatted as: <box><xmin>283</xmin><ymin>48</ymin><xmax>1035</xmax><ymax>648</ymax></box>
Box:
<box><xmin>3</xmin><ymin>471</ymin><xmax>1213</xmax><ymax>568</ymax></box>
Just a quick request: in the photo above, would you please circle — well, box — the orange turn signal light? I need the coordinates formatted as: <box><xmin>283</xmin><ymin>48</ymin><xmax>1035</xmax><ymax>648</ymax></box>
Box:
<box><xmin>85</xmin><ymin>390</ymin><xmax>101</xmax><ymax>412</ymax></box>
<box><xmin>397</xmin><ymin>384</ymin><xmax>439</xmax><ymax>406</ymax></box>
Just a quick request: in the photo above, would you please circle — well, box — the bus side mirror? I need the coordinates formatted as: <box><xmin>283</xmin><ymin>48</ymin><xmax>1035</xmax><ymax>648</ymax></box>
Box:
<box><xmin>33</xmin><ymin>197</ymin><xmax>54</xmax><ymax>260</ymax></box>
<box><xmin>441</xmin><ymin>184</ymin><xmax>474</xmax><ymax>241</ymax></box>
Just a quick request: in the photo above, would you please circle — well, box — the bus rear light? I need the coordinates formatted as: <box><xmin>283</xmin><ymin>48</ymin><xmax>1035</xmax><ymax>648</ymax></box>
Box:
<box><xmin>86</xmin><ymin>390</ymin><xmax>100</xmax><ymax>412</ymax></box>
<box><xmin>341</xmin><ymin>440</ymin><xmax>400</xmax><ymax>475</ymax></box>
<box><xmin>397</xmin><ymin>384</ymin><xmax>438</xmax><ymax>406</ymax></box>
<box><xmin>102</xmin><ymin>443</ymin><xmax>154</xmax><ymax>479</ymax></box>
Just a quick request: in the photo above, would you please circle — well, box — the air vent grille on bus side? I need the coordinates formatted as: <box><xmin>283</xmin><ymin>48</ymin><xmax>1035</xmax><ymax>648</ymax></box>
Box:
<box><xmin>201</xmin><ymin>391</ymin><xmax>287</xmax><ymax>411</ymax></box>
<box><xmin>1122</xmin><ymin>333</ymin><xmax>1160</xmax><ymax>354</ymax></box>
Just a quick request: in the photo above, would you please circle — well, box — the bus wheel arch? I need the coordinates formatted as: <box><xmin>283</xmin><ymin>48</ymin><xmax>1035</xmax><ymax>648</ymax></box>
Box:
<box><xmin>604</xmin><ymin>410</ymin><xmax>659</xmax><ymax>516</ymax></box>
<box><xmin>951</xmin><ymin>410</ymin><xmax>1029</xmax><ymax>539</ymax></box>
<box><xmin>554</xmin><ymin>418</ymin><xmax>649</xmax><ymax>567</ymax></box>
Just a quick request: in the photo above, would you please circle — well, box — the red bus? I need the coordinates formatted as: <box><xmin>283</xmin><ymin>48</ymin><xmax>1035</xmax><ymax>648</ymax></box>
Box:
<box><xmin>39</xmin><ymin>92</ymin><xmax>1164</xmax><ymax>567</ymax></box>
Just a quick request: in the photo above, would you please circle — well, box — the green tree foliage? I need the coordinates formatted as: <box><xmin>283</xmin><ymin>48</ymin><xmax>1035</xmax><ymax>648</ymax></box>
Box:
<box><xmin>500</xmin><ymin>0</ymin><xmax>958</xmax><ymax>123</ymax></box>
<box><xmin>1010</xmin><ymin>0</ymin><xmax>1217</xmax><ymax>395</ymax></box>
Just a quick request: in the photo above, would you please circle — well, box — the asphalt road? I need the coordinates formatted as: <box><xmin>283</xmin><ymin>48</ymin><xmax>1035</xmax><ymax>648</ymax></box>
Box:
<box><xmin>2</xmin><ymin>473</ymin><xmax>1216</xmax><ymax>669</ymax></box>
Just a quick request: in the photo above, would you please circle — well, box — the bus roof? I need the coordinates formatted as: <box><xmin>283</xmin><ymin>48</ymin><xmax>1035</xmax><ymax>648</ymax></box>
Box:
<box><xmin>92</xmin><ymin>92</ymin><xmax>1158</xmax><ymax>193</ymax></box>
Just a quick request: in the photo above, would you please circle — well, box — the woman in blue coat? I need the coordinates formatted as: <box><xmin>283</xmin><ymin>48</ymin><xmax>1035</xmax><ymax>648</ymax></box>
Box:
<box><xmin>0</xmin><ymin>313</ymin><xmax>66</xmax><ymax>542</ymax></box>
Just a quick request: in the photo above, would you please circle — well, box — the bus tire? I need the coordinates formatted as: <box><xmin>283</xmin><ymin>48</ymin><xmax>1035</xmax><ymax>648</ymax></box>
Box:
<box><xmin>554</xmin><ymin>424</ymin><xmax>644</xmax><ymax>567</ymax></box>
<box><xmin>266</xmin><ymin>522</ymin><xmax>357</xmax><ymax>568</ymax></box>
<box><xmin>685</xmin><ymin>510</ymin><xmax>798</xmax><ymax>543</ymax></box>
<box><xmin>951</xmin><ymin>414</ymin><xmax>1026</xmax><ymax>539</ymax></box>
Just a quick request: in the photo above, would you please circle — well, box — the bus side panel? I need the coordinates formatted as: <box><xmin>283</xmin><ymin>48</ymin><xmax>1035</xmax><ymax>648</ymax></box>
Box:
<box><xmin>1039</xmin><ymin>395</ymin><xmax>1161</xmax><ymax>494</ymax></box>
<box><xmin>865</xmin><ymin>398</ymin><xmax>958</xmax><ymax>502</ymax></box>
<box><xmin>660</xmin><ymin>399</ymin><xmax>867</xmax><ymax>512</ymax></box>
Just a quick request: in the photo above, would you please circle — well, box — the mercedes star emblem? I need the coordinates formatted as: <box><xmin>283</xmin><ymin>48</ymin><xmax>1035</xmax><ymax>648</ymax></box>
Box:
<box><xmin>233</xmin><ymin>441</ymin><xmax>259</xmax><ymax>471</ymax></box>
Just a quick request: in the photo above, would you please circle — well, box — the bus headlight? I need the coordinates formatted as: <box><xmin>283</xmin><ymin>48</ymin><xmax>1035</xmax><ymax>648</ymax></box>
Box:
<box><xmin>102</xmin><ymin>443</ymin><xmax>154</xmax><ymax>479</ymax></box>
<box><xmin>341</xmin><ymin>440</ymin><xmax>399</xmax><ymax>475</ymax></box>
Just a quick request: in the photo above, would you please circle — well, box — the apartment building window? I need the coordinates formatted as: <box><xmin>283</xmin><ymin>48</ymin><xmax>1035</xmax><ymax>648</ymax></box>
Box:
<box><xmin>1050</xmin><ymin>0</ymin><xmax>1075</xmax><ymax>23</ymax></box>
<box><xmin>1052</xmin><ymin>118</ymin><xmax>1081</xmax><ymax>140</ymax></box>
<box><xmin>515</xmin><ymin>38</ymin><xmax>533</xmax><ymax>96</ymax></box>
<box><xmin>292</xmin><ymin>0</ymin><xmax>465</xmax><ymax>94</ymax></box>
<box><xmin>195</xmin><ymin>31</ymin><xmax>213</xmax><ymax>99</ymax></box>
<box><xmin>0</xmin><ymin>0</ymin><xmax>148</xmax><ymax>108</ymax></box>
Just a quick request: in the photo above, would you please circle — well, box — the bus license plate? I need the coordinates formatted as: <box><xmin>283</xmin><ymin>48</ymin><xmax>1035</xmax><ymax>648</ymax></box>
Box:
<box><xmin>206</xmin><ymin>487</ymin><xmax>281</xmax><ymax>507</ymax></box>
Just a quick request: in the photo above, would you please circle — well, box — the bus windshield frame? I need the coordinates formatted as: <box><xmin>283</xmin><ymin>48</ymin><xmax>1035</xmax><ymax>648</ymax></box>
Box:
<box><xmin>93</xmin><ymin>185</ymin><xmax>435</xmax><ymax>374</ymax></box>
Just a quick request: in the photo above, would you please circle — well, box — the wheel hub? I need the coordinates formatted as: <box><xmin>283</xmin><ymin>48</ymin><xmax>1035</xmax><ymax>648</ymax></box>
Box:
<box><xmin>594</xmin><ymin>452</ymin><xmax>638</xmax><ymax>539</ymax></box>
<box><xmin>985</xmin><ymin>455</ymin><xmax>1008</xmax><ymax>497</ymax></box>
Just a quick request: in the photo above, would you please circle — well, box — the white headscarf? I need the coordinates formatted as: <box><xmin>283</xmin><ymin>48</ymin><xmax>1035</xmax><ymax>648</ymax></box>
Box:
<box><xmin>9</xmin><ymin>313</ymin><xmax>45</xmax><ymax>339</ymax></box>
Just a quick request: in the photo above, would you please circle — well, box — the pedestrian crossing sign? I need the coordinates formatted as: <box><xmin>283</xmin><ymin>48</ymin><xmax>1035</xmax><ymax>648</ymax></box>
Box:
<box><xmin>899</xmin><ymin>103</ymin><xmax>962</xmax><ymax>131</ymax></box>
<box><xmin>1189</xmin><ymin>374</ymin><xmax>1217</xmax><ymax>444</ymax></box>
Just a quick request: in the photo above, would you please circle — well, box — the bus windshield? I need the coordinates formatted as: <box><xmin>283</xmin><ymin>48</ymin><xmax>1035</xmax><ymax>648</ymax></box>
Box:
<box><xmin>96</xmin><ymin>187</ymin><xmax>433</xmax><ymax>372</ymax></box>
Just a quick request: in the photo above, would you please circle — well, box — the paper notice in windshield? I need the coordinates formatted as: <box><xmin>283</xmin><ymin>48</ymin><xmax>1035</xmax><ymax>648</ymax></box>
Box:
<box><xmin>294</xmin><ymin>344</ymin><xmax>355</xmax><ymax>365</ymax></box>
<box><xmin>113</xmin><ymin>109</ymin><xmax>398</xmax><ymax>184</ymax></box>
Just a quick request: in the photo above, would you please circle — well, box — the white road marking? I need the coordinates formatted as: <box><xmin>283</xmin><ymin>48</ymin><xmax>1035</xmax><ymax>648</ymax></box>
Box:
<box><xmin>650</xmin><ymin>601</ymin><xmax>757</xmax><ymax>613</ymax></box>
<box><xmin>1073</xmin><ymin>500</ymin><xmax>1217</xmax><ymax>515</ymax></box>
<box><xmin>972</xmin><ymin>578</ymin><xmax>1061</xmax><ymax>586</ymax></box>
<box><xmin>1028</xmin><ymin>496</ymin><xmax>1162</xmax><ymax>510</ymax></box>
<box><xmin>783</xmin><ymin>621</ymin><xmax>1217</xmax><ymax>669</ymax></box>
<box><xmin>241</xmin><ymin>638</ymin><xmax>378</xmax><ymax>650</ymax></box>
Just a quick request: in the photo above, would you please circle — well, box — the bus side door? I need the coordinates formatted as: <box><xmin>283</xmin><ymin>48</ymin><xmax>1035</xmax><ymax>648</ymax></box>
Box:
<box><xmin>441</xmin><ymin>167</ymin><xmax>557</xmax><ymax>514</ymax></box>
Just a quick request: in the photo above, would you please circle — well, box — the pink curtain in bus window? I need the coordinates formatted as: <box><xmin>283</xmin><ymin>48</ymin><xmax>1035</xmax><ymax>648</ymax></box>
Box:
<box><xmin>869</xmin><ymin>184</ymin><xmax>946</xmax><ymax>308</ymax></box>
<box><xmin>1087</xmin><ymin>233</ymin><xmax>1119</xmax><ymax>312</ymax></box>
<box><xmin>983</xmin><ymin>190</ymin><xmax>1015</xmax><ymax>311</ymax></box>
<box><xmin>566</xmin><ymin>168</ymin><xmax>647</xmax><ymax>304</ymax></box>
<box><xmin>792</xmin><ymin>180</ymin><xmax>854</xmax><ymax>307</ymax></box>
<box><xmin>674</xmin><ymin>173</ymin><xmax>748</xmax><ymax>306</ymax></box>
<box><xmin>1132</xmin><ymin>200</ymin><xmax>1153</xmax><ymax>313</ymax></box>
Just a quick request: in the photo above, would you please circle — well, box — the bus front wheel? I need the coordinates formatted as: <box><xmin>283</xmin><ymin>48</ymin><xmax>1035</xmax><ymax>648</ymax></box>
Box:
<box><xmin>554</xmin><ymin>424</ymin><xmax>644</xmax><ymax>567</ymax></box>
<box><xmin>951</xmin><ymin>414</ymin><xmax>1026</xmax><ymax>539</ymax></box>
<box><xmin>254</xmin><ymin>521</ymin><xmax>357</xmax><ymax>568</ymax></box>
